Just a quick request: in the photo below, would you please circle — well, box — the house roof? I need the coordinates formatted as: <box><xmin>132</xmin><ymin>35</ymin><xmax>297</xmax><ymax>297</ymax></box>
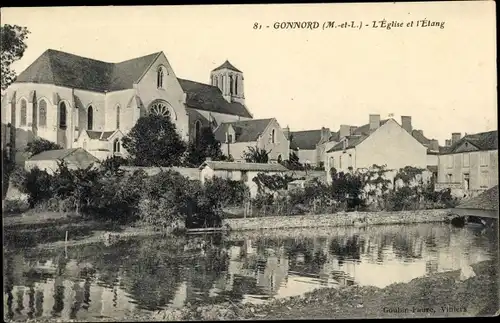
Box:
<box><xmin>412</xmin><ymin>130</ymin><xmax>431</xmax><ymax>146</ymax></box>
<box><xmin>15</xmin><ymin>49</ymin><xmax>160</xmax><ymax>92</ymax></box>
<box><xmin>290</xmin><ymin>130</ymin><xmax>323</xmax><ymax>150</ymax></box>
<box><xmin>200</xmin><ymin>161</ymin><xmax>288</xmax><ymax>172</ymax></box>
<box><xmin>13</xmin><ymin>49</ymin><xmax>252</xmax><ymax>119</ymax></box>
<box><xmin>214</xmin><ymin>118</ymin><xmax>274</xmax><ymax>143</ymax></box>
<box><xmin>351</xmin><ymin>119</ymin><xmax>390</xmax><ymax>136</ymax></box>
<box><xmin>441</xmin><ymin>130</ymin><xmax>498</xmax><ymax>155</ymax></box>
<box><xmin>212</xmin><ymin>60</ymin><xmax>242</xmax><ymax>73</ymax></box>
<box><xmin>28</xmin><ymin>148</ymin><xmax>98</xmax><ymax>162</ymax></box>
<box><xmin>454</xmin><ymin>185</ymin><xmax>498</xmax><ymax>211</ymax></box>
<box><xmin>86</xmin><ymin>130</ymin><xmax>118</xmax><ymax>141</ymax></box>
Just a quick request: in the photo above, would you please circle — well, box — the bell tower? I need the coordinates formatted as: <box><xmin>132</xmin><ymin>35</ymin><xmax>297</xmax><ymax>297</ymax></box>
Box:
<box><xmin>210</xmin><ymin>60</ymin><xmax>245</xmax><ymax>105</ymax></box>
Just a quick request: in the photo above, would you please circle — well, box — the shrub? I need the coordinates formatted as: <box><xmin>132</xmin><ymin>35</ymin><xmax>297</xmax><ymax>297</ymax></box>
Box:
<box><xmin>24</xmin><ymin>138</ymin><xmax>63</xmax><ymax>158</ymax></box>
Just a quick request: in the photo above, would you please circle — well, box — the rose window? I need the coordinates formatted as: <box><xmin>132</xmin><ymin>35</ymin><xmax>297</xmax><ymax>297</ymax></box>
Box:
<box><xmin>150</xmin><ymin>102</ymin><xmax>176</xmax><ymax>120</ymax></box>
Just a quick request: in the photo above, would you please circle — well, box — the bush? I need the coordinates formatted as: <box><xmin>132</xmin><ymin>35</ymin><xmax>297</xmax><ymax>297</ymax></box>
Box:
<box><xmin>24</xmin><ymin>138</ymin><xmax>63</xmax><ymax>158</ymax></box>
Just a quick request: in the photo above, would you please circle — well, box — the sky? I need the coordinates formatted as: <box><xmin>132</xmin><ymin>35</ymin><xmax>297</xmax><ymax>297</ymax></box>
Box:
<box><xmin>1</xmin><ymin>2</ymin><xmax>497</xmax><ymax>144</ymax></box>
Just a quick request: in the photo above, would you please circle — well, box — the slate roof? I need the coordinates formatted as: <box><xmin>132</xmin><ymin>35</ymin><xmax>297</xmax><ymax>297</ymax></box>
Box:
<box><xmin>178</xmin><ymin>78</ymin><xmax>252</xmax><ymax>118</ymax></box>
<box><xmin>214</xmin><ymin>118</ymin><xmax>273</xmax><ymax>143</ymax></box>
<box><xmin>412</xmin><ymin>130</ymin><xmax>431</xmax><ymax>146</ymax></box>
<box><xmin>289</xmin><ymin>130</ymin><xmax>322</xmax><ymax>150</ymax></box>
<box><xmin>455</xmin><ymin>185</ymin><xmax>498</xmax><ymax>211</ymax></box>
<box><xmin>441</xmin><ymin>130</ymin><xmax>498</xmax><ymax>155</ymax></box>
<box><xmin>28</xmin><ymin>148</ymin><xmax>98</xmax><ymax>162</ymax></box>
<box><xmin>212</xmin><ymin>60</ymin><xmax>242</xmax><ymax>73</ymax></box>
<box><xmin>14</xmin><ymin>49</ymin><xmax>252</xmax><ymax>118</ymax></box>
<box><xmin>200</xmin><ymin>161</ymin><xmax>288</xmax><ymax>172</ymax></box>
<box><xmin>15</xmin><ymin>49</ymin><xmax>160</xmax><ymax>92</ymax></box>
<box><xmin>86</xmin><ymin>130</ymin><xmax>117</xmax><ymax>141</ymax></box>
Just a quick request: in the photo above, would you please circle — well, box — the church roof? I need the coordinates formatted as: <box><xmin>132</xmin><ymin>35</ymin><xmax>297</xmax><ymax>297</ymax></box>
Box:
<box><xmin>214</xmin><ymin>118</ymin><xmax>274</xmax><ymax>143</ymax></box>
<box><xmin>178</xmin><ymin>78</ymin><xmax>252</xmax><ymax>118</ymax></box>
<box><xmin>15</xmin><ymin>49</ymin><xmax>161</xmax><ymax>92</ymax></box>
<box><xmin>14</xmin><ymin>49</ymin><xmax>253</xmax><ymax>119</ymax></box>
<box><xmin>212</xmin><ymin>60</ymin><xmax>242</xmax><ymax>73</ymax></box>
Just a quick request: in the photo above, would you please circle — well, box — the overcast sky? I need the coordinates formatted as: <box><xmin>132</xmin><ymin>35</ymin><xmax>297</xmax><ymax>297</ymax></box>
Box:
<box><xmin>2</xmin><ymin>2</ymin><xmax>497</xmax><ymax>143</ymax></box>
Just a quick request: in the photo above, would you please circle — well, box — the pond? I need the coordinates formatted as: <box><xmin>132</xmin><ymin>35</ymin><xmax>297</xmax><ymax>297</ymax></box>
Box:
<box><xmin>4</xmin><ymin>222</ymin><xmax>498</xmax><ymax>321</ymax></box>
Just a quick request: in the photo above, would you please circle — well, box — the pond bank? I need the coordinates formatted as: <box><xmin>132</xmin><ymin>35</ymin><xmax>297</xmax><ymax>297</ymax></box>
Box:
<box><xmin>224</xmin><ymin>209</ymin><xmax>453</xmax><ymax>231</ymax></box>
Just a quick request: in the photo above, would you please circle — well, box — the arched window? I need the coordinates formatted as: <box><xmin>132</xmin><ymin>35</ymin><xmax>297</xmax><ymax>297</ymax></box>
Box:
<box><xmin>113</xmin><ymin>139</ymin><xmax>121</xmax><ymax>153</ymax></box>
<box><xmin>59</xmin><ymin>102</ymin><xmax>67</xmax><ymax>129</ymax></box>
<box><xmin>157</xmin><ymin>67</ymin><xmax>165</xmax><ymax>89</ymax></box>
<box><xmin>329</xmin><ymin>157</ymin><xmax>334</xmax><ymax>169</ymax></box>
<box><xmin>149</xmin><ymin>101</ymin><xmax>176</xmax><ymax>120</ymax></box>
<box><xmin>83</xmin><ymin>140</ymin><xmax>87</xmax><ymax>150</ymax></box>
<box><xmin>235</xmin><ymin>76</ymin><xmax>239</xmax><ymax>96</ymax></box>
<box><xmin>38</xmin><ymin>99</ymin><xmax>47</xmax><ymax>127</ymax></box>
<box><xmin>229</xmin><ymin>75</ymin><xmax>234</xmax><ymax>96</ymax></box>
<box><xmin>277</xmin><ymin>154</ymin><xmax>282</xmax><ymax>163</ymax></box>
<box><xmin>195</xmin><ymin>120</ymin><xmax>202</xmax><ymax>141</ymax></box>
<box><xmin>271</xmin><ymin>129</ymin><xmax>276</xmax><ymax>144</ymax></box>
<box><xmin>20</xmin><ymin>99</ymin><xmax>27</xmax><ymax>126</ymax></box>
<box><xmin>116</xmin><ymin>106</ymin><xmax>121</xmax><ymax>129</ymax></box>
<box><xmin>339</xmin><ymin>156</ymin><xmax>342</xmax><ymax>169</ymax></box>
<box><xmin>87</xmin><ymin>106</ymin><xmax>93</xmax><ymax>130</ymax></box>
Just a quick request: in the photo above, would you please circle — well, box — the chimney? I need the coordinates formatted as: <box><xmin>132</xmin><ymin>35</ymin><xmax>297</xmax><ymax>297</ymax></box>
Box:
<box><xmin>339</xmin><ymin>125</ymin><xmax>351</xmax><ymax>139</ymax></box>
<box><xmin>401</xmin><ymin>116</ymin><xmax>412</xmax><ymax>133</ymax></box>
<box><xmin>369</xmin><ymin>114</ymin><xmax>381</xmax><ymax>131</ymax></box>
<box><xmin>415</xmin><ymin>130</ymin><xmax>423</xmax><ymax>136</ymax></box>
<box><xmin>445</xmin><ymin>139</ymin><xmax>451</xmax><ymax>147</ymax></box>
<box><xmin>320</xmin><ymin>127</ymin><xmax>331</xmax><ymax>142</ymax></box>
<box><xmin>283</xmin><ymin>125</ymin><xmax>290</xmax><ymax>140</ymax></box>
<box><xmin>429</xmin><ymin>139</ymin><xmax>439</xmax><ymax>152</ymax></box>
<box><xmin>451</xmin><ymin>132</ymin><xmax>461</xmax><ymax>145</ymax></box>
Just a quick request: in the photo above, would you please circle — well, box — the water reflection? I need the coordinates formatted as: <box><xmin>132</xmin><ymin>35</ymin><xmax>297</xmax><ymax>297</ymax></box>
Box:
<box><xmin>4</xmin><ymin>223</ymin><xmax>497</xmax><ymax>321</ymax></box>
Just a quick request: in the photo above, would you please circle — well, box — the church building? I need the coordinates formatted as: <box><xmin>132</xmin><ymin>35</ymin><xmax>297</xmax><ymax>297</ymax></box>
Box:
<box><xmin>1</xmin><ymin>49</ymin><xmax>253</xmax><ymax>162</ymax></box>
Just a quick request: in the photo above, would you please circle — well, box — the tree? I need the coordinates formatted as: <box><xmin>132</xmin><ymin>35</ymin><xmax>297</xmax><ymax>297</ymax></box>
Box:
<box><xmin>185</xmin><ymin>126</ymin><xmax>224</xmax><ymax>166</ymax></box>
<box><xmin>121</xmin><ymin>113</ymin><xmax>186</xmax><ymax>167</ymax></box>
<box><xmin>242</xmin><ymin>146</ymin><xmax>271</xmax><ymax>163</ymax></box>
<box><xmin>24</xmin><ymin>138</ymin><xmax>63</xmax><ymax>158</ymax></box>
<box><xmin>1</xmin><ymin>24</ymin><xmax>30</xmax><ymax>90</ymax></box>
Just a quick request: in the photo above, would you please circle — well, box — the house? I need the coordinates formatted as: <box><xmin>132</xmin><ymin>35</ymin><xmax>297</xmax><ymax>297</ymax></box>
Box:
<box><xmin>213</xmin><ymin>118</ymin><xmax>290</xmax><ymax>162</ymax></box>
<box><xmin>199</xmin><ymin>160</ymin><xmax>289</xmax><ymax>198</ymax></box>
<box><xmin>436</xmin><ymin>130</ymin><xmax>498</xmax><ymax>197</ymax></box>
<box><xmin>325</xmin><ymin>114</ymin><xmax>428</xmax><ymax>184</ymax></box>
<box><xmin>74</xmin><ymin>129</ymin><xmax>126</xmax><ymax>160</ymax></box>
<box><xmin>25</xmin><ymin>148</ymin><xmax>100</xmax><ymax>174</ymax></box>
<box><xmin>289</xmin><ymin>127</ymin><xmax>338</xmax><ymax>168</ymax></box>
<box><xmin>1</xmin><ymin>49</ymin><xmax>252</xmax><ymax>162</ymax></box>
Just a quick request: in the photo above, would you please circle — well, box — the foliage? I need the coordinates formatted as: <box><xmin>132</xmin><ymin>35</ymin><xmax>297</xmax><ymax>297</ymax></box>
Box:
<box><xmin>242</xmin><ymin>146</ymin><xmax>271</xmax><ymax>163</ymax></box>
<box><xmin>394</xmin><ymin>166</ymin><xmax>425</xmax><ymax>186</ymax></box>
<box><xmin>252</xmin><ymin>172</ymin><xmax>297</xmax><ymax>193</ymax></box>
<box><xmin>99</xmin><ymin>155</ymin><xmax>129</xmax><ymax>176</ymax></box>
<box><xmin>1</xmin><ymin>24</ymin><xmax>30</xmax><ymax>90</ymax></box>
<box><xmin>281</xmin><ymin>151</ymin><xmax>303</xmax><ymax>170</ymax></box>
<box><xmin>2</xmin><ymin>148</ymin><xmax>15</xmax><ymax>200</ymax></box>
<box><xmin>184</xmin><ymin>126</ymin><xmax>225</xmax><ymax>167</ymax></box>
<box><xmin>24</xmin><ymin>138</ymin><xmax>63</xmax><ymax>158</ymax></box>
<box><xmin>203</xmin><ymin>177</ymin><xmax>249</xmax><ymax>207</ymax></box>
<box><xmin>121</xmin><ymin>113</ymin><xmax>186</xmax><ymax>167</ymax></box>
<box><xmin>330</xmin><ymin>168</ymin><xmax>364</xmax><ymax>211</ymax></box>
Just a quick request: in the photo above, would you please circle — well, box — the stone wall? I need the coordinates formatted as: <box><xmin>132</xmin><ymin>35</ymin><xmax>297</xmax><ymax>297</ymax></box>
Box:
<box><xmin>120</xmin><ymin>166</ymin><xmax>200</xmax><ymax>180</ymax></box>
<box><xmin>223</xmin><ymin>209</ymin><xmax>452</xmax><ymax>231</ymax></box>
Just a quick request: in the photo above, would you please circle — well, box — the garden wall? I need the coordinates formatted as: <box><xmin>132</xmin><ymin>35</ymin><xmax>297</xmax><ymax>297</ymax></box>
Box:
<box><xmin>223</xmin><ymin>209</ymin><xmax>452</xmax><ymax>231</ymax></box>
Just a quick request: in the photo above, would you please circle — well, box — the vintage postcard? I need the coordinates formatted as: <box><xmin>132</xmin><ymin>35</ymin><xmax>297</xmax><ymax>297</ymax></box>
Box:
<box><xmin>1</xmin><ymin>1</ymin><xmax>498</xmax><ymax>321</ymax></box>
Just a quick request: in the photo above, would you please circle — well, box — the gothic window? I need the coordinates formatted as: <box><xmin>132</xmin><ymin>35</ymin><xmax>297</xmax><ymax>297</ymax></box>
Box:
<box><xmin>277</xmin><ymin>154</ymin><xmax>282</xmax><ymax>163</ymax></box>
<box><xmin>87</xmin><ymin>106</ymin><xmax>93</xmax><ymax>130</ymax></box>
<box><xmin>83</xmin><ymin>140</ymin><xmax>87</xmax><ymax>150</ymax></box>
<box><xmin>339</xmin><ymin>156</ymin><xmax>342</xmax><ymax>169</ymax></box>
<box><xmin>116</xmin><ymin>105</ymin><xmax>121</xmax><ymax>129</ymax></box>
<box><xmin>20</xmin><ymin>99</ymin><xmax>27</xmax><ymax>126</ymax></box>
<box><xmin>235</xmin><ymin>76</ymin><xmax>239</xmax><ymax>96</ymax></box>
<box><xmin>157</xmin><ymin>67</ymin><xmax>165</xmax><ymax>89</ymax></box>
<box><xmin>150</xmin><ymin>101</ymin><xmax>176</xmax><ymax>120</ymax></box>
<box><xmin>59</xmin><ymin>102</ymin><xmax>67</xmax><ymax>129</ymax></box>
<box><xmin>271</xmin><ymin>129</ymin><xmax>276</xmax><ymax>144</ymax></box>
<box><xmin>113</xmin><ymin>139</ymin><xmax>121</xmax><ymax>153</ymax></box>
<box><xmin>38</xmin><ymin>99</ymin><xmax>47</xmax><ymax>127</ymax></box>
<box><xmin>195</xmin><ymin>120</ymin><xmax>202</xmax><ymax>141</ymax></box>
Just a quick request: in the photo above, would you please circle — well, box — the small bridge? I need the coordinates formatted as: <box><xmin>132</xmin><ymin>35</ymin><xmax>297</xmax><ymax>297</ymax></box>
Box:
<box><xmin>450</xmin><ymin>185</ymin><xmax>498</xmax><ymax>219</ymax></box>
